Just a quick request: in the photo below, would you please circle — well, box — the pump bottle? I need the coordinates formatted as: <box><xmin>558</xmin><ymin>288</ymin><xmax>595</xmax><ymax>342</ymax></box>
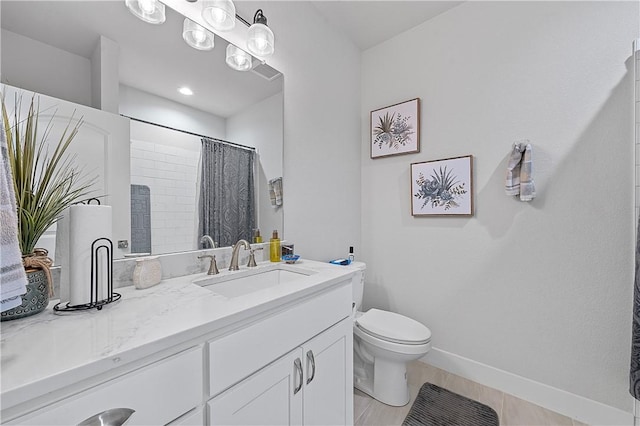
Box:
<box><xmin>270</xmin><ymin>230</ymin><xmax>281</xmax><ymax>262</ymax></box>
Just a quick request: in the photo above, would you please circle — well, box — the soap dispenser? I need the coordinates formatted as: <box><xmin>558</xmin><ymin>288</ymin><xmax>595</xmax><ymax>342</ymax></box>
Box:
<box><xmin>253</xmin><ymin>229</ymin><xmax>263</xmax><ymax>244</ymax></box>
<box><xmin>270</xmin><ymin>230</ymin><xmax>281</xmax><ymax>262</ymax></box>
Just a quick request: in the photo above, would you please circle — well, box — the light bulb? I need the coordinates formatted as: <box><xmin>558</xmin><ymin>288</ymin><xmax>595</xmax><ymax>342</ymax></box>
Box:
<box><xmin>255</xmin><ymin>38</ymin><xmax>267</xmax><ymax>51</ymax></box>
<box><xmin>193</xmin><ymin>29</ymin><xmax>206</xmax><ymax>43</ymax></box>
<box><xmin>138</xmin><ymin>0</ymin><xmax>155</xmax><ymax>14</ymax></box>
<box><xmin>211</xmin><ymin>9</ymin><xmax>225</xmax><ymax>24</ymax></box>
<box><xmin>183</xmin><ymin>18</ymin><xmax>214</xmax><ymax>50</ymax></box>
<box><xmin>202</xmin><ymin>0</ymin><xmax>236</xmax><ymax>31</ymax></box>
<box><xmin>226</xmin><ymin>44</ymin><xmax>252</xmax><ymax>71</ymax></box>
<box><xmin>125</xmin><ymin>0</ymin><xmax>165</xmax><ymax>24</ymax></box>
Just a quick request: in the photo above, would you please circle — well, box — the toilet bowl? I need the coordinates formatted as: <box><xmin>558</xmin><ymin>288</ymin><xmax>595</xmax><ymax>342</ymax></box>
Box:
<box><xmin>349</xmin><ymin>263</ymin><xmax>432</xmax><ymax>407</ymax></box>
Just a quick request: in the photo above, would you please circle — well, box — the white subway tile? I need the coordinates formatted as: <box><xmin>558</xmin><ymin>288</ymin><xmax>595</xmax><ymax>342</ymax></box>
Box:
<box><xmin>132</xmin><ymin>140</ymin><xmax>155</xmax><ymax>152</ymax></box>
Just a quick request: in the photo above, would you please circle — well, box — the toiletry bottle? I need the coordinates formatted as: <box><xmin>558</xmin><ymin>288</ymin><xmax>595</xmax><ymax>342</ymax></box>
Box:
<box><xmin>348</xmin><ymin>246</ymin><xmax>355</xmax><ymax>263</ymax></box>
<box><xmin>270</xmin><ymin>230</ymin><xmax>281</xmax><ymax>262</ymax></box>
<box><xmin>254</xmin><ymin>229</ymin><xmax>263</xmax><ymax>244</ymax></box>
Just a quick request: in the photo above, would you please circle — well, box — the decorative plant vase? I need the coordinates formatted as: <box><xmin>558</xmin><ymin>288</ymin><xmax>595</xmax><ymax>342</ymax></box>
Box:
<box><xmin>133</xmin><ymin>256</ymin><xmax>162</xmax><ymax>290</ymax></box>
<box><xmin>0</xmin><ymin>269</ymin><xmax>49</xmax><ymax>321</ymax></box>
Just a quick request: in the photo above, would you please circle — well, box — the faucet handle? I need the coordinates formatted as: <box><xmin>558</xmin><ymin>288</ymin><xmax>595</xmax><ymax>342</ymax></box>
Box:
<box><xmin>247</xmin><ymin>247</ymin><xmax>263</xmax><ymax>267</ymax></box>
<box><xmin>198</xmin><ymin>255</ymin><xmax>219</xmax><ymax>275</ymax></box>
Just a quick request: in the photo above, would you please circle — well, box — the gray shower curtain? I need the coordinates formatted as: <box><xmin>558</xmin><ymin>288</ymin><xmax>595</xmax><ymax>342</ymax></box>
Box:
<box><xmin>631</xmin><ymin>215</ymin><xmax>640</xmax><ymax>399</ymax></box>
<box><xmin>198</xmin><ymin>138</ymin><xmax>256</xmax><ymax>248</ymax></box>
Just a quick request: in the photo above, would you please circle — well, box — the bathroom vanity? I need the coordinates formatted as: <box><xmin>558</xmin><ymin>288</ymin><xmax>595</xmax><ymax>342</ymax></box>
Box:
<box><xmin>0</xmin><ymin>260</ymin><xmax>354</xmax><ymax>425</ymax></box>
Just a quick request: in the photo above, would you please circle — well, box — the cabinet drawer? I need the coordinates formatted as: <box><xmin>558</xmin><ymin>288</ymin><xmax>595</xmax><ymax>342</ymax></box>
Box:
<box><xmin>9</xmin><ymin>346</ymin><xmax>203</xmax><ymax>426</ymax></box>
<box><xmin>208</xmin><ymin>282</ymin><xmax>351</xmax><ymax>397</ymax></box>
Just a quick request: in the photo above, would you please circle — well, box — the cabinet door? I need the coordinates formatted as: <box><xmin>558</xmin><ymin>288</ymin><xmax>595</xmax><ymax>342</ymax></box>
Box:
<box><xmin>303</xmin><ymin>318</ymin><xmax>353</xmax><ymax>426</ymax></box>
<box><xmin>208</xmin><ymin>348</ymin><xmax>304</xmax><ymax>426</ymax></box>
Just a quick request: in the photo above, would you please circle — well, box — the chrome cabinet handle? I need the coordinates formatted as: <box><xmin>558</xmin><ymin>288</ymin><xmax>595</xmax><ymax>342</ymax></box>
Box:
<box><xmin>306</xmin><ymin>350</ymin><xmax>316</xmax><ymax>385</ymax></box>
<box><xmin>77</xmin><ymin>408</ymin><xmax>135</xmax><ymax>426</ymax></box>
<box><xmin>294</xmin><ymin>358</ymin><xmax>303</xmax><ymax>394</ymax></box>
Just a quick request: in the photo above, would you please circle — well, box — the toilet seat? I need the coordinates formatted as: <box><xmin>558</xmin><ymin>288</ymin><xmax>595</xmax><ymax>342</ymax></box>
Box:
<box><xmin>355</xmin><ymin>308</ymin><xmax>431</xmax><ymax>345</ymax></box>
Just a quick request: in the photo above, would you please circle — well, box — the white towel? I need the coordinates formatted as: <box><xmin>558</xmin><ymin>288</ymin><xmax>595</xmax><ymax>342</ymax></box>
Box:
<box><xmin>505</xmin><ymin>141</ymin><xmax>536</xmax><ymax>202</ymax></box>
<box><xmin>519</xmin><ymin>144</ymin><xmax>536</xmax><ymax>201</ymax></box>
<box><xmin>0</xmin><ymin>122</ymin><xmax>27</xmax><ymax>312</ymax></box>
<box><xmin>505</xmin><ymin>142</ymin><xmax>525</xmax><ymax>196</ymax></box>
<box><xmin>269</xmin><ymin>177</ymin><xmax>283</xmax><ymax>208</ymax></box>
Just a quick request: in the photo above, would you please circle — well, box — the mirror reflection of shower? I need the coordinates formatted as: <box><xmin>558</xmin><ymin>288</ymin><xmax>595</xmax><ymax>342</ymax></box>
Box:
<box><xmin>129</xmin><ymin>108</ymin><xmax>283</xmax><ymax>256</ymax></box>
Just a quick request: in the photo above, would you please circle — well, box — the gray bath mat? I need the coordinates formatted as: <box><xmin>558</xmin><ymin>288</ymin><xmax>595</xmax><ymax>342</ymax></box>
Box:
<box><xmin>402</xmin><ymin>383</ymin><xmax>499</xmax><ymax>426</ymax></box>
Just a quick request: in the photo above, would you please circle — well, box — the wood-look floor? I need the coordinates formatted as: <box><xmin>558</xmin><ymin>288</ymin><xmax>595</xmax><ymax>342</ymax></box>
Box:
<box><xmin>354</xmin><ymin>361</ymin><xmax>587</xmax><ymax>426</ymax></box>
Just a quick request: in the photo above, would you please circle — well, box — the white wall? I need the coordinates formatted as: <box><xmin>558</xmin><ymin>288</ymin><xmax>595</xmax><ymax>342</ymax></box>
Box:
<box><xmin>1</xmin><ymin>29</ymin><xmax>92</xmax><ymax>107</ymax></box>
<box><xmin>227</xmin><ymin>92</ymin><xmax>284</xmax><ymax>239</ymax></box>
<box><xmin>119</xmin><ymin>84</ymin><xmax>226</xmax><ymax>139</ymax></box>
<box><xmin>247</xmin><ymin>1</ymin><xmax>361</xmax><ymax>261</ymax></box>
<box><xmin>361</xmin><ymin>0</ymin><xmax>637</xmax><ymax>414</ymax></box>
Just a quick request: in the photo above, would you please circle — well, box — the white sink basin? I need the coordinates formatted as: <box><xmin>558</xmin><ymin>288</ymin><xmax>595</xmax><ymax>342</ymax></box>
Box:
<box><xmin>194</xmin><ymin>264</ymin><xmax>316</xmax><ymax>298</ymax></box>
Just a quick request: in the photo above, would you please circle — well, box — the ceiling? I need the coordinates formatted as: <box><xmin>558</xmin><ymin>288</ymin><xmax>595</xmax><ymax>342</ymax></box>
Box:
<box><xmin>0</xmin><ymin>1</ymin><xmax>461</xmax><ymax>117</ymax></box>
<box><xmin>311</xmin><ymin>1</ymin><xmax>463</xmax><ymax>51</ymax></box>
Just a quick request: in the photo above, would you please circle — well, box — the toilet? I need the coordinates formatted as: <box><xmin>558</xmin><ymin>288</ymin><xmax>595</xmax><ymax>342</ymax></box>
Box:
<box><xmin>350</xmin><ymin>262</ymin><xmax>432</xmax><ymax>407</ymax></box>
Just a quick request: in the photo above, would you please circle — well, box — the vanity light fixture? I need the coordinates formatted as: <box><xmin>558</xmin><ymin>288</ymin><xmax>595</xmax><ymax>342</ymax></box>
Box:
<box><xmin>183</xmin><ymin>18</ymin><xmax>215</xmax><ymax>50</ymax></box>
<box><xmin>125</xmin><ymin>0</ymin><xmax>166</xmax><ymax>24</ymax></box>
<box><xmin>246</xmin><ymin>9</ymin><xmax>274</xmax><ymax>57</ymax></box>
<box><xmin>202</xmin><ymin>0</ymin><xmax>236</xmax><ymax>31</ymax></box>
<box><xmin>225</xmin><ymin>44</ymin><xmax>252</xmax><ymax>71</ymax></box>
<box><xmin>178</xmin><ymin>87</ymin><xmax>194</xmax><ymax>95</ymax></box>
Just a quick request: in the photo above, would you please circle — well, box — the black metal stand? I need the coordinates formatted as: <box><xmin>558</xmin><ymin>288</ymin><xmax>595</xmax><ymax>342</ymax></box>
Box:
<box><xmin>54</xmin><ymin>237</ymin><xmax>121</xmax><ymax>312</ymax></box>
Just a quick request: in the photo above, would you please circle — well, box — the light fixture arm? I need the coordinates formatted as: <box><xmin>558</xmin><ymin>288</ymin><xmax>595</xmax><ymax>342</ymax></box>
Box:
<box><xmin>235</xmin><ymin>13</ymin><xmax>251</xmax><ymax>27</ymax></box>
<box><xmin>234</xmin><ymin>9</ymin><xmax>267</xmax><ymax>28</ymax></box>
<box><xmin>253</xmin><ymin>9</ymin><xmax>267</xmax><ymax>25</ymax></box>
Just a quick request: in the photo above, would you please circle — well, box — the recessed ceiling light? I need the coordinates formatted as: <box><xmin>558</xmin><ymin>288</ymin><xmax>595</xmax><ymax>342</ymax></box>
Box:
<box><xmin>178</xmin><ymin>87</ymin><xmax>194</xmax><ymax>96</ymax></box>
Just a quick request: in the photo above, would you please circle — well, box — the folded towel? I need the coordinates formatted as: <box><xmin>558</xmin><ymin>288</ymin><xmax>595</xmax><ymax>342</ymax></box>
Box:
<box><xmin>269</xmin><ymin>177</ymin><xmax>283</xmax><ymax>208</ymax></box>
<box><xmin>0</xmin><ymin>122</ymin><xmax>27</xmax><ymax>312</ymax></box>
<box><xmin>519</xmin><ymin>144</ymin><xmax>536</xmax><ymax>201</ymax></box>
<box><xmin>505</xmin><ymin>141</ymin><xmax>536</xmax><ymax>202</ymax></box>
<box><xmin>505</xmin><ymin>142</ymin><xmax>525</xmax><ymax>196</ymax></box>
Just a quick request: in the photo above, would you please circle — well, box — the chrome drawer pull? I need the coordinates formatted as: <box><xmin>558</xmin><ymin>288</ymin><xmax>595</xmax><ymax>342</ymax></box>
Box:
<box><xmin>306</xmin><ymin>350</ymin><xmax>316</xmax><ymax>385</ymax></box>
<box><xmin>294</xmin><ymin>358</ymin><xmax>303</xmax><ymax>394</ymax></box>
<box><xmin>77</xmin><ymin>408</ymin><xmax>135</xmax><ymax>426</ymax></box>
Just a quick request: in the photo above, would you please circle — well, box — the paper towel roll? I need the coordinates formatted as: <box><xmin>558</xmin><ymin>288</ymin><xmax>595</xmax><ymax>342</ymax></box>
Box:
<box><xmin>55</xmin><ymin>208</ymin><xmax>71</xmax><ymax>303</ymax></box>
<box><xmin>67</xmin><ymin>205</ymin><xmax>112</xmax><ymax>305</ymax></box>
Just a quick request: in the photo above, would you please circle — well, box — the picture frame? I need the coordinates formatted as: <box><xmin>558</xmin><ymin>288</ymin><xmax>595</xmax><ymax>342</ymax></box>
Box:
<box><xmin>370</xmin><ymin>98</ymin><xmax>420</xmax><ymax>159</ymax></box>
<box><xmin>411</xmin><ymin>155</ymin><xmax>474</xmax><ymax>216</ymax></box>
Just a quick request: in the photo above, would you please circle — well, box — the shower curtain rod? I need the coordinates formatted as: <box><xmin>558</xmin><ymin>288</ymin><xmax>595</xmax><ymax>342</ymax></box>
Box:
<box><xmin>122</xmin><ymin>115</ymin><xmax>256</xmax><ymax>151</ymax></box>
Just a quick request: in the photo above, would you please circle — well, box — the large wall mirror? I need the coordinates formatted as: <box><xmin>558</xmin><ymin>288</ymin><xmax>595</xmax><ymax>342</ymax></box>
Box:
<box><xmin>1</xmin><ymin>1</ymin><xmax>284</xmax><ymax>259</ymax></box>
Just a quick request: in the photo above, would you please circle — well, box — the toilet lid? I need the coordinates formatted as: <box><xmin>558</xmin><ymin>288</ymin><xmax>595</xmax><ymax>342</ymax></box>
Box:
<box><xmin>356</xmin><ymin>308</ymin><xmax>431</xmax><ymax>345</ymax></box>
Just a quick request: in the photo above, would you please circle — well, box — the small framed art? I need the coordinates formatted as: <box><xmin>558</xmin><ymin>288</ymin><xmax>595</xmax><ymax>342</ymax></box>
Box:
<box><xmin>411</xmin><ymin>155</ymin><xmax>474</xmax><ymax>216</ymax></box>
<box><xmin>370</xmin><ymin>98</ymin><xmax>420</xmax><ymax>159</ymax></box>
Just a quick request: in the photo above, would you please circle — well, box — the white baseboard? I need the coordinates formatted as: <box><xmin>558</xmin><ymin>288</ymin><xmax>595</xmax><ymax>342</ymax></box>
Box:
<box><xmin>422</xmin><ymin>347</ymin><xmax>635</xmax><ymax>426</ymax></box>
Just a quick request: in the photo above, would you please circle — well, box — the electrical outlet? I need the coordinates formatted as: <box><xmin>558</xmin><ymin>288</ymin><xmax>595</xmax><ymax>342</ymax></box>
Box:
<box><xmin>117</xmin><ymin>240</ymin><xmax>129</xmax><ymax>249</ymax></box>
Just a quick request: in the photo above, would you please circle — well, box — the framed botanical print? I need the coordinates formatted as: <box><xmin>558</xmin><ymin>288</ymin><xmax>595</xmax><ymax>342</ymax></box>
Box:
<box><xmin>411</xmin><ymin>155</ymin><xmax>473</xmax><ymax>216</ymax></box>
<box><xmin>370</xmin><ymin>98</ymin><xmax>420</xmax><ymax>159</ymax></box>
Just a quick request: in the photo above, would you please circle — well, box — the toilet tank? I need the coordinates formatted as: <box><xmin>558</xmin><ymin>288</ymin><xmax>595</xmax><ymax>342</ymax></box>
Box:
<box><xmin>350</xmin><ymin>261</ymin><xmax>366</xmax><ymax>311</ymax></box>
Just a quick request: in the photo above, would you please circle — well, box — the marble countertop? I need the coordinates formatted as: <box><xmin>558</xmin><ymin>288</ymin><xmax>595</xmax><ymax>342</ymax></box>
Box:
<box><xmin>0</xmin><ymin>260</ymin><xmax>355</xmax><ymax>412</ymax></box>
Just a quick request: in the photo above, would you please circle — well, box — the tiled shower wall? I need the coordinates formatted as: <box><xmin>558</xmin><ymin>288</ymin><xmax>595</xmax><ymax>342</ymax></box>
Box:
<box><xmin>130</xmin><ymin>140</ymin><xmax>199</xmax><ymax>255</ymax></box>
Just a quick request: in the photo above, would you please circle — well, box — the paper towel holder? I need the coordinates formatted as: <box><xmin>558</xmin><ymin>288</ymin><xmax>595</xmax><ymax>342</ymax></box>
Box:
<box><xmin>54</xmin><ymin>237</ymin><xmax>121</xmax><ymax>312</ymax></box>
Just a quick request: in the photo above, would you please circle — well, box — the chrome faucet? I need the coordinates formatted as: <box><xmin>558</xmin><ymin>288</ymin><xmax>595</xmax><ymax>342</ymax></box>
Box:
<box><xmin>229</xmin><ymin>239</ymin><xmax>251</xmax><ymax>271</ymax></box>
<box><xmin>200</xmin><ymin>235</ymin><xmax>216</xmax><ymax>249</ymax></box>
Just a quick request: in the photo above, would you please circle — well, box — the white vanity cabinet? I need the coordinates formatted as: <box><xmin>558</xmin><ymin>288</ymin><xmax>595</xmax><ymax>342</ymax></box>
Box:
<box><xmin>207</xmin><ymin>282</ymin><xmax>353</xmax><ymax>425</ymax></box>
<box><xmin>7</xmin><ymin>346</ymin><xmax>203</xmax><ymax>426</ymax></box>
<box><xmin>209</xmin><ymin>318</ymin><xmax>352</xmax><ymax>426</ymax></box>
